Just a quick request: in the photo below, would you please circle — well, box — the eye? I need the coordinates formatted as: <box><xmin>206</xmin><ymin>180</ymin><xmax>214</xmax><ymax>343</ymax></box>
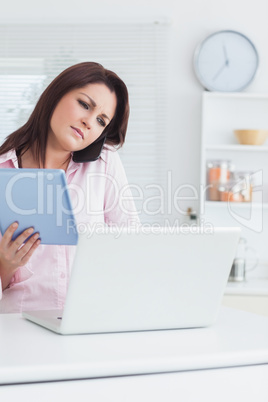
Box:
<box><xmin>97</xmin><ymin>117</ymin><xmax>106</xmax><ymax>127</ymax></box>
<box><xmin>78</xmin><ymin>100</ymin><xmax>89</xmax><ymax>110</ymax></box>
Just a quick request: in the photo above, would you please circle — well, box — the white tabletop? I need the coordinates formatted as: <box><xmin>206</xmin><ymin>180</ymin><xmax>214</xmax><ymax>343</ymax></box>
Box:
<box><xmin>1</xmin><ymin>307</ymin><xmax>268</xmax><ymax>385</ymax></box>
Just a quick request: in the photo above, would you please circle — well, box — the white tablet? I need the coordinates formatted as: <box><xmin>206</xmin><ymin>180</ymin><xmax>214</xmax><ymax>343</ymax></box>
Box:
<box><xmin>0</xmin><ymin>168</ymin><xmax>78</xmax><ymax>245</ymax></box>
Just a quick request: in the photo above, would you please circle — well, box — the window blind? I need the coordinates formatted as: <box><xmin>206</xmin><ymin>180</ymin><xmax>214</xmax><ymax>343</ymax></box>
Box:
<box><xmin>0</xmin><ymin>22</ymin><xmax>169</xmax><ymax>224</ymax></box>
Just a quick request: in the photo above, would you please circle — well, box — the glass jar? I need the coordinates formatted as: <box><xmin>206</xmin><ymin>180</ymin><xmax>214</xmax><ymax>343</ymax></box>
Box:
<box><xmin>207</xmin><ymin>160</ymin><xmax>231</xmax><ymax>201</ymax></box>
<box><xmin>218</xmin><ymin>180</ymin><xmax>244</xmax><ymax>202</ymax></box>
<box><xmin>236</xmin><ymin>171</ymin><xmax>253</xmax><ymax>202</ymax></box>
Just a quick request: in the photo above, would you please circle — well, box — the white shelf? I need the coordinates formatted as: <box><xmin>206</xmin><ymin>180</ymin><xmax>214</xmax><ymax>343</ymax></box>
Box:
<box><xmin>205</xmin><ymin>145</ymin><xmax>268</xmax><ymax>152</ymax></box>
<box><xmin>205</xmin><ymin>201</ymin><xmax>268</xmax><ymax>209</ymax></box>
<box><xmin>200</xmin><ymin>92</ymin><xmax>268</xmax><ymax>268</ymax></box>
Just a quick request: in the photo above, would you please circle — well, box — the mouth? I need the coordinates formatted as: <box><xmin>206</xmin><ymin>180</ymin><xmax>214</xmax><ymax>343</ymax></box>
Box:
<box><xmin>71</xmin><ymin>126</ymin><xmax>84</xmax><ymax>139</ymax></box>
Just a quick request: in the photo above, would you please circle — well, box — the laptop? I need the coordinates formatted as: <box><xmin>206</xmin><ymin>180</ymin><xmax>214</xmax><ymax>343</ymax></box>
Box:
<box><xmin>22</xmin><ymin>226</ymin><xmax>241</xmax><ymax>335</ymax></box>
<box><xmin>0</xmin><ymin>168</ymin><xmax>78</xmax><ymax>245</ymax></box>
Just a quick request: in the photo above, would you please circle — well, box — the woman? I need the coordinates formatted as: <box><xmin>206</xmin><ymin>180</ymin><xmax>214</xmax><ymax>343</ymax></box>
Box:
<box><xmin>0</xmin><ymin>62</ymin><xmax>139</xmax><ymax>313</ymax></box>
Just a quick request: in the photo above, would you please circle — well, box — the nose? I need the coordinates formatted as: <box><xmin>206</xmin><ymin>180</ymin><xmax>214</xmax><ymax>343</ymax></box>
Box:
<box><xmin>82</xmin><ymin>120</ymin><xmax>89</xmax><ymax>128</ymax></box>
<box><xmin>82</xmin><ymin>119</ymin><xmax>90</xmax><ymax>129</ymax></box>
<box><xmin>82</xmin><ymin>113</ymin><xmax>94</xmax><ymax>129</ymax></box>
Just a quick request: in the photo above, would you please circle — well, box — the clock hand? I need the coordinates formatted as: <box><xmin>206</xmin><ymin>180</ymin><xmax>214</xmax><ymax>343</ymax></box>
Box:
<box><xmin>212</xmin><ymin>44</ymin><xmax>230</xmax><ymax>81</ymax></box>
<box><xmin>213</xmin><ymin>60</ymin><xmax>229</xmax><ymax>81</ymax></box>
<box><xmin>223</xmin><ymin>45</ymin><xmax>229</xmax><ymax>65</ymax></box>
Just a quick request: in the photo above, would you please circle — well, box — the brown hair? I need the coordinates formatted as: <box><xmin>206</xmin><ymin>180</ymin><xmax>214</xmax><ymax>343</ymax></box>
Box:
<box><xmin>0</xmin><ymin>62</ymin><xmax>129</xmax><ymax>165</ymax></box>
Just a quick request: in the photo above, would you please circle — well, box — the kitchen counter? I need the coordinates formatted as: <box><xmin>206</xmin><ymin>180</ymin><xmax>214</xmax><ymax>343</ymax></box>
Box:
<box><xmin>0</xmin><ymin>307</ymin><xmax>268</xmax><ymax>401</ymax></box>
<box><xmin>223</xmin><ymin>277</ymin><xmax>268</xmax><ymax>317</ymax></box>
<box><xmin>225</xmin><ymin>277</ymin><xmax>268</xmax><ymax>296</ymax></box>
<box><xmin>0</xmin><ymin>307</ymin><xmax>267</xmax><ymax>382</ymax></box>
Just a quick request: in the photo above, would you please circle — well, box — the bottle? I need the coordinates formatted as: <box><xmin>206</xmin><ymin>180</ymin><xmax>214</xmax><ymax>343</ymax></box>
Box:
<box><xmin>186</xmin><ymin>207</ymin><xmax>198</xmax><ymax>225</ymax></box>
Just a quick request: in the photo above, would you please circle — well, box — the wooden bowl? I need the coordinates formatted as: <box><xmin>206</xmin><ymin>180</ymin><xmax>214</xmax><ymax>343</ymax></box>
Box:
<box><xmin>234</xmin><ymin>129</ymin><xmax>268</xmax><ymax>145</ymax></box>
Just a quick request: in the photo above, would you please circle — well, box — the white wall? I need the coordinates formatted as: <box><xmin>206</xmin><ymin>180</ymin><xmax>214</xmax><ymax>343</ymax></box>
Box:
<box><xmin>2</xmin><ymin>0</ymin><xmax>268</xmax><ymax>221</ymax></box>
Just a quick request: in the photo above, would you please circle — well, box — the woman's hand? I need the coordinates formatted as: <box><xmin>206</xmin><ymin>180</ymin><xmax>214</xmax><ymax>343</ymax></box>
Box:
<box><xmin>0</xmin><ymin>222</ymin><xmax>40</xmax><ymax>291</ymax></box>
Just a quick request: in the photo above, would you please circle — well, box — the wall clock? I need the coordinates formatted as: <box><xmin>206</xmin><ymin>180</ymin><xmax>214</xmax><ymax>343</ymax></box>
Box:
<box><xmin>194</xmin><ymin>30</ymin><xmax>259</xmax><ymax>92</ymax></box>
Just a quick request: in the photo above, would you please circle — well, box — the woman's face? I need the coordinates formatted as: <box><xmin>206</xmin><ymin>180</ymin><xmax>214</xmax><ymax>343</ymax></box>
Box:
<box><xmin>48</xmin><ymin>83</ymin><xmax>117</xmax><ymax>153</ymax></box>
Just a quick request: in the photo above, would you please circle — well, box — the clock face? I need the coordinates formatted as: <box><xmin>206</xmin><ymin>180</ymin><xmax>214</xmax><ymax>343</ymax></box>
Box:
<box><xmin>194</xmin><ymin>30</ymin><xmax>259</xmax><ymax>92</ymax></box>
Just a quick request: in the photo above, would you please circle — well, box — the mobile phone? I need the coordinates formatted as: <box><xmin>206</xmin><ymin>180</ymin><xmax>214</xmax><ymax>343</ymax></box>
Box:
<box><xmin>72</xmin><ymin>137</ymin><xmax>106</xmax><ymax>163</ymax></box>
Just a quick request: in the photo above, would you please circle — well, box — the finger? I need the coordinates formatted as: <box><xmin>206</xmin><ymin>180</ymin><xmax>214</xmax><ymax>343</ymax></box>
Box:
<box><xmin>10</xmin><ymin>227</ymin><xmax>35</xmax><ymax>253</ymax></box>
<box><xmin>16</xmin><ymin>232</ymin><xmax>40</xmax><ymax>257</ymax></box>
<box><xmin>1</xmin><ymin>222</ymin><xmax>19</xmax><ymax>246</ymax></box>
<box><xmin>19</xmin><ymin>238</ymin><xmax>41</xmax><ymax>266</ymax></box>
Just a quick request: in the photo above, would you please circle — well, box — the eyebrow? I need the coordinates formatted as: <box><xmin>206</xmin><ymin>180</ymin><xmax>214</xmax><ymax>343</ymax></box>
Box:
<box><xmin>79</xmin><ymin>92</ymin><xmax>111</xmax><ymax>122</ymax></box>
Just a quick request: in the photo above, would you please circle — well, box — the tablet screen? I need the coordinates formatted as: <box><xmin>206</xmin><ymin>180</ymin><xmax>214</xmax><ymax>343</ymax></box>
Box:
<box><xmin>0</xmin><ymin>169</ymin><xmax>78</xmax><ymax>245</ymax></box>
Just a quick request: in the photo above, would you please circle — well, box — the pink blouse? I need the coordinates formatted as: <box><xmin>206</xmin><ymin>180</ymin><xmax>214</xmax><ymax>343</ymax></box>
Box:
<box><xmin>0</xmin><ymin>148</ymin><xmax>139</xmax><ymax>313</ymax></box>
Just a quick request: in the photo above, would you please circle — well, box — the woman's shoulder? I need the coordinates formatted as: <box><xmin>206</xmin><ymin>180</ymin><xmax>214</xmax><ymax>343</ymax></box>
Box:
<box><xmin>101</xmin><ymin>145</ymin><xmax>123</xmax><ymax>168</ymax></box>
<box><xmin>0</xmin><ymin>149</ymin><xmax>18</xmax><ymax>168</ymax></box>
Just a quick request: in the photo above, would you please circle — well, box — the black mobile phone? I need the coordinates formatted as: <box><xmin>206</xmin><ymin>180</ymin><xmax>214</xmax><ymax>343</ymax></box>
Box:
<box><xmin>72</xmin><ymin>137</ymin><xmax>106</xmax><ymax>163</ymax></box>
